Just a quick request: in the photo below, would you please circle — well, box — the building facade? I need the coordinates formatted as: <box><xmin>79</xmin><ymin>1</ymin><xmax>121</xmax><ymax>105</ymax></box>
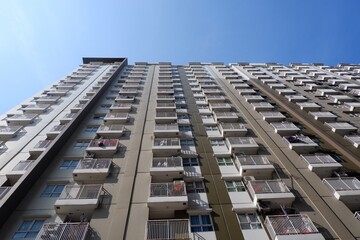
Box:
<box><xmin>0</xmin><ymin>57</ymin><xmax>360</xmax><ymax>239</ymax></box>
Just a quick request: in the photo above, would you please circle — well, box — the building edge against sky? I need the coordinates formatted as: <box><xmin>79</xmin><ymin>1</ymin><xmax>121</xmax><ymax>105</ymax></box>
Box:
<box><xmin>0</xmin><ymin>57</ymin><xmax>359</xmax><ymax>239</ymax></box>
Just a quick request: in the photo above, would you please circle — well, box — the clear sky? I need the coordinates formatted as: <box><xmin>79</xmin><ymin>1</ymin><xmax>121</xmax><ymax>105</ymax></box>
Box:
<box><xmin>0</xmin><ymin>0</ymin><xmax>360</xmax><ymax>114</ymax></box>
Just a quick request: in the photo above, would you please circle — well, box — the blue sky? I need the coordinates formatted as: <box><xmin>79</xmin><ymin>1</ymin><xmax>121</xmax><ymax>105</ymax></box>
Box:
<box><xmin>0</xmin><ymin>0</ymin><xmax>360</xmax><ymax>114</ymax></box>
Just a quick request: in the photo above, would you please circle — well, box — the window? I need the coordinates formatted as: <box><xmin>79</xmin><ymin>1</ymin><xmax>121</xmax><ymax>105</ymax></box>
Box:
<box><xmin>237</xmin><ymin>213</ymin><xmax>262</xmax><ymax>230</ymax></box>
<box><xmin>201</xmin><ymin>115</ymin><xmax>213</xmax><ymax>119</ymax></box>
<box><xmin>216</xmin><ymin>157</ymin><xmax>233</xmax><ymax>166</ymax></box>
<box><xmin>211</xmin><ymin>140</ymin><xmax>225</xmax><ymax>147</ymax></box>
<box><xmin>13</xmin><ymin>219</ymin><xmax>45</xmax><ymax>239</ymax></box>
<box><xmin>73</xmin><ymin>140</ymin><xmax>90</xmax><ymax>148</ymax></box>
<box><xmin>181</xmin><ymin>139</ymin><xmax>195</xmax><ymax>146</ymax></box>
<box><xmin>93</xmin><ymin>114</ymin><xmax>106</xmax><ymax>120</ymax></box>
<box><xmin>100</xmin><ymin>105</ymin><xmax>110</xmax><ymax>110</ymax></box>
<box><xmin>177</xmin><ymin>115</ymin><xmax>189</xmax><ymax>119</ymax></box>
<box><xmin>190</xmin><ymin>215</ymin><xmax>213</xmax><ymax>232</ymax></box>
<box><xmin>40</xmin><ymin>184</ymin><xmax>64</xmax><ymax>198</ymax></box>
<box><xmin>225</xmin><ymin>180</ymin><xmax>245</xmax><ymax>192</ymax></box>
<box><xmin>183</xmin><ymin>158</ymin><xmax>199</xmax><ymax>166</ymax></box>
<box><xmin>85</xmin><ymin>126</ymin><xmax>99</xmax><ymax>132</ymax></box>
<box><xmin>59</xmin><ymin>159</ymin><xmax>80</xmax><ymax>170</ymax></box>
<box><xmin>186</xmin><ymin>181</ymin><xmax>205</xmax><ymax>193</ymax></box>
<box><xmin>179</xmin><ymin>125</ymin><xmax>192</xmax><ymax>132</ymax></box>
<box><xmin>176</xmin><ymin>105</ymin><xmax>187</xmax><ymax>109</ymax></box>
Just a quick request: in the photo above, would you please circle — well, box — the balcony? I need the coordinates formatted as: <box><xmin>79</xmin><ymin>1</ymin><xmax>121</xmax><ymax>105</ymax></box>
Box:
<box><xmin>153</xmin><ymin>138</ymin><xmax>181</xmax><ymax>156</ymax></box>
<box><xmin>47</xmin><ymin>125</ymin><xmax>67</xmax><ymax>139</ymax></box>
<box><xmin>234</xmin><ymin>155</ymin><xmax>274</xmax><ymax>179</ymax></box>
<box><xmin>36</xmin><ymin>222</ymin><xmax>89</xmax><ymax>240</ymax></box>
<box><xmin>309</xmin><ymin>111</ymin><xmax>337</xmax><ymax>122</ymax></box>
<box><xmin>219</xmin><ymin>123</ymin><xmax>247</xmax><ymax>137</ymax></box>
<box><xmin>6</xmin><ymin>160</ymin><xmax>34</xmax><ymax>184</ymax></box>
<box><xmin>328</xmin><ymin>95</ymin><xmax>354</xmax><ymax>103</ymax></box>
<box><xmin>296</xmin><ymin>102</ymin><xmax>321</xmax><ymax>112</ymax></box>
<box><xmin>34</xmin><ymin>95</ymin><xmax>61</xmax><ymax>105</ymax></box>
<box><xmin>104</xmin><ymin>113</ymin><xmax>129</xmax><ymax>124</ymax></box>
<box><xmin>54</xmin><ymin>184</ymin><xmax>102</xmax><ymax>217</ymax></box>
<box><xmin>225</xmin><ymin>137</ymin><xmax>259</xmax><ymax>154</ymax></box>
<box><xmin>0</xmin><ymin>186</ymin><xmax>11</xmax><ymax>200</ymax></box>
<box><xmin>56</xmin><ymin>83</ymin><xmax>76</xmax><ymax>90</ymax></box>
<box><xmin>155</xmin><ymin>112</ymin><xmax>177</xmax><ymax>123</ymax></box>
<box><xmin>156</xmin><ymin>103</ymin><xmax>176</xmax><ymax>112</ymax></box>
<box><xmin>157</xmin><ymin>89</ymin><xmax>174</xmax><ymax>95</ymax></box>
<box><xmin>316</xmin><ymin>88</ymin><xmax>338</xmax><ymax>96</ymax></box>
<box><xmin>233</xmin><ymin>83</ymin><xmax>250</xmax><ymax>89</ymax></box>
<box><xmin>146</xmin><ymin>219</ymin><xmax>190</xmax><ymax>240</ymax></box>
<box><xmin>270</xmin><ymin>122</ymin><xmax>300</xmax><ymax>136</ymax></box>
<box><xmin>259</xmin><ymin>111</ymin><xmax>286</xmax><ymax>122</ymax></box>
<box><xmin>73</xmin><ymin>158</ymin><xmax>112</xmax><ymax>182</ymax></box>
<box><xmin>268</xmin><ymin>83</ymin><xmax>287</xmax><ymax>89</ymax></box>
<box><xmin>339</xmin><ymin>83</ymin><xmax>360</xmax><ymax>90</ymax></box>
<box><xmin>109</xmin><ymin>103</ymin><xmax>132</xmax><ymax>112</ymax></box>
<box><xmin>46</xmin><ymin>89</ymin><xmax>69</xmax><ymax>96</ymax></box>
<box><xmin>6</xmin><ymin>114</ymin><xmax>37</xmax><ymax>126</ymax></box>
<box><xmin>86</xmin><ymin>139</ymin><xmax>118</xmax><ymax>157</ymax></box>
<box><xmin>344</xmin><ymin>102</ymin><xmax>360</xmax><ymax>112</ymax></box>
<box><xmin>300</xmin><ymin>154</ymin><xmax>341</xmax><ymax>178</ymax></box>
<box><xmin>115</xmin><ymin>95</ymin><xmax>135</xmax><ymax>103</ymax></box>
<box><xmin>154</xmin><ymin>124</ymin><xmax>179</xmax><ymax>137</ymax></box>
<box><xmin>60</xmin><ymin>113</ymin><xmax>77</xmax><ymax>124</ymax></box>
<box><xmin>70</xmin><ymin>104</ymin><xmax>84</xmax><ymax>113</ymax></box>
<box><xmin>0</xmin><ymin>126</ymin><xmax>22</xmax><ymax>140</ymax></box>
<box><xmin>119</xmin><ymin>89</ymin><xmax>138</xmax><ymax>95</ymax></box>
<box><xmin>324</xmin><ymin>122</ymin><xmax>357</xmax><ymax>135</ymax></box>
<box><xmin>283</xmin><ymin>135</ymin><xmax>318</xmax><ymax>153</ymax></box>
<box><xmin>209</xmin><ymin>103</ymin><xmax>231</xmax><ymax>112</ymax></box>
<box><xmin>148</xmin><ymin>181</ymin><xmax>188</xmax><ymax>210</ymax></box>
<box><xmin>238</xmin><ymin>89</ymin><xmax>257</xmax><ymax>95</ymax></box>
<box><xmin>150</xmin><ymin>157</ymin><xmax>184</xmax><ymax>182</ymax></box>
<box><xmin>323</xmin><ymin>177</ymin><xmax>360</xmax><ymax>210</ymax></box>
<box><xmin>265</xmin><ymin>214</ymin><xmax>324</xmax><ymax>240</ymax></box>
<box><xmin>251</xmin><ymin>102</ymin><xmax>274</xmax><ymax>111</ymax></box>
<box><xmin>157</xmin><ymin>95</ymin><xmax>176</xmax><ymax>103</ymax></box>
<box><xmin>202</xmin><ymin>88</ymin><xmax>222</xmax><ymax>95</ymax></box>
<box><xmin>285</xmin><ymin>95</ymin><xmax>307</xmax><ymax>103</ymax></box>
<box><xmin>244</xmin><ymin>95</ymin><xmax>264</xmax><ymax>103</ymax></box>
<box><xmin>247</xmin><ymin>180</ymin><xmax>295</xmax><ymax>208</ymax></box>
<box><xmin>79</xmin><ymin>95</ymin><xmax>92</xmax><ymax>104</ymax></box>
<box><xmin>205</xmin><ymin>95</ymin><xmax>226</xmax><ymax>103</ymax></box>
<box><xmin>21</xmin><ymin>104</ymin><xmax>50</xmax><ymax>114</ymax></box>
<box><xmin>29</xmin><ymin>140</ymin><xmax>52</xmax><ymax>156</ymax></box>
<box><xmin>344</xmin><ymin>135</ymin><xmax>360</xmax><ymax>148</ymax></box>
<box><xmin>96</xmin><ymin>124</ymin><xmax>125</xmax><ymax>138</ymax></box>
<box><xmin>277</xmin><ymin>89</ymin><xmax>296</xmax><ymax>96</ymax></box>
<box><xmin>213</xmin><ymin>112</ymin><xmax>238</xmax><ymax>122</ymax></box>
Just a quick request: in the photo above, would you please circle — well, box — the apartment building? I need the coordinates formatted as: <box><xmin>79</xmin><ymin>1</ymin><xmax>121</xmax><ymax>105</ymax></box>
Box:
<box><xmin>0</xmin><ymin>57</ymin><xmax>359</xmax><ymax>240</ymax></box>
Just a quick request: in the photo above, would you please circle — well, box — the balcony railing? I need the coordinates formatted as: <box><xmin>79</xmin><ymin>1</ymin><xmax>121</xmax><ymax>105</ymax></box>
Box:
<box><xmin>150</xmin><ymin>181</ymin><xmax>186</xmax><ymax>197</ymax></box>
<box><xmin>35</xmin><ymin>222</ymin><xmax>89</xmax><ymax>240</ymax></box>
<box><xmin>12</xmin><ymin>160</ymin><xmax>33</xmax><ymax>171</ymax></box>
<box><xmin>58</xmin><ymin>185</ymin><xmax>102</xmax><ymax>200</ymax></box>
<box><xmin>146</xmin><ymin>219</ymin><xmax>190</xmax><ymax>240</ymax></box>
<box><xmin>152</xmin><ymin>157</ymin><xmax>183</xmax><ymax>168</ymax></box>
<box><xmin>6</xmin><ymin>114</ymin><xmax>37</xmax><ymax>120</ymax></box>
<box><xmin>75</xmin><ymin>159</ymin><xmax>111</xmax><ymax>170</ymax></box>
<box><xmin>97</xmin><ymin>124</ymin><xmax>125</xmax><ymax>131</ymax></box>
<box><xmin>227</xmin><ymin>137</ymin><xmax>256</xmax><ymax>145</ymax></box>
<box><xmin>0</xmin><ymin>187</ymin><xmax>11</xmax><ymax>200</ymax></box>
<box><xmin>235</xmin><ymin>155</ymin><xmax>270</xmax><ymax>166</ymax></box>
<box><xmin>153</xmin><ymin>138</ymin><xmax>180</xmax><ymax>147</ymax></box>
<box><xmin>88</xmin><ymin>139</ymin><xmax>118</xmax><ymax>148</ymax></box>
<box><xmin>323</xmin><ymin>177</ymin><xmax>360</xmax><ymax>193</ymax></box>
<box><xmin>34</xmin><ymin>140</ymin><xmax>52</xmax><ymax>149</ymax></box>
<box><xmin>155</xmin><ymin>124</ymin><xmax>179</xmax><ymax>131</ymax></box>
<box><xmin>247</xmin><ymin>180</ymin><xmax>290</xmax><ymax>194</ymax></box>
<box><xmin>265</xmin><ymin>214</ymin><xmax>319</xmax><ymax>239</ymax></box>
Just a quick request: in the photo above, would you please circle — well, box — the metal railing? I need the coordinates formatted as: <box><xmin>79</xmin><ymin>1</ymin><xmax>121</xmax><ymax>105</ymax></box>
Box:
<box><xmin>235</xmin><ymin>155</ymin><xmax>270</xmax><ymax>166</ymax></box>
<box><xmin>220</xmin><ymin>123</ymin><xmax>245</xmax><ymax>130</ymax></box>
<box><xmin>88</xmin><ymin>139</ymin><xmax>118</xmax><ymax>148</ymax></box>
<box><xmin>152</xmin><ymin>157</ymin><xmax>183</xmax><ymax>168</ymax></box>
<box><xmin>34</xmin><ymin>140</ymin><xmax>52</xmax><ymax>149</ymax></box>
<box><xmin>12</xmin><ymin>160</ymin><xmax>33</xmax><ymax>171</ymax></box>
<box><xmin>105</xmin><ymin>113</ymin><xmax>129</xmax><ymax>118</ymax></box>
<box><xmin>146</xmin><ymin>219</ymin><xmax>190</xmax><ymax>240</ymax></box>
<box><xmin>323</xmin><ymin>177</ymin><xmax>360</xmax><ymax>193</ymax></box>
<box><xmin>111</xmin><ymin>103</ymin><xmax>132</xmax><ymax>108</ymax></box>
<box><xmin>76</xmin><ymin>159</ymin><xmax>111</xmax><ymax>170</ymax></box>
<box><xmin>6</xmin><ymin>114</ymin><xmax>37</xmax><ymax>120</ymax></box>
<box><xmin>247</xmin><ymin>180</ymin><xmax>290</xmax><ymax>194</ymax></box>
<box><xmin>58</xmin><ymin>185</ymin><xmax>102</xmax><ymax>200</ymax></box>
<box><xmin>155</xmin><ymin>124</ymin><xmax>179</xmax><ymax>131</ymax></box>
<box><xmin>0</xmin><ymin>126</ymin><xmax>22</xmax><ymax>133</ymax></box>
<box><xmin>265</xmin><ymin>214</ymin><xmax>319</xmax><ymax>239</ymax></box>
<box><xmin>150</xmin><ymin>181</ymin><xmax>186</xmax><ymax>197</ymax></box>
<box><xmin>153</xmin><ymin>138</ymin><xmax>180</xmax><ymax>147</ymax></box>
<box><xmin>227</xmin><ymin>137</ymin><xmax>256</xmax><ymax>145</ymax></box>
<box><xmin>156</xmin><ymin>112</ymin><xmax>177</xmax><ymax>118</ymax></box>
<box><xmin>97</xmin><ymin>125</ymin><xmax>124</xmax><ymax>131</ymax></box>
<box><xmin>35</xmin><ymin>222</ymin><xmax>89</xmax><ymax>240</ymax></box>
<box><xmin>300</xmin><ymin>154</ymin><xmax>337</xmax><ymax>165</ymax></box>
